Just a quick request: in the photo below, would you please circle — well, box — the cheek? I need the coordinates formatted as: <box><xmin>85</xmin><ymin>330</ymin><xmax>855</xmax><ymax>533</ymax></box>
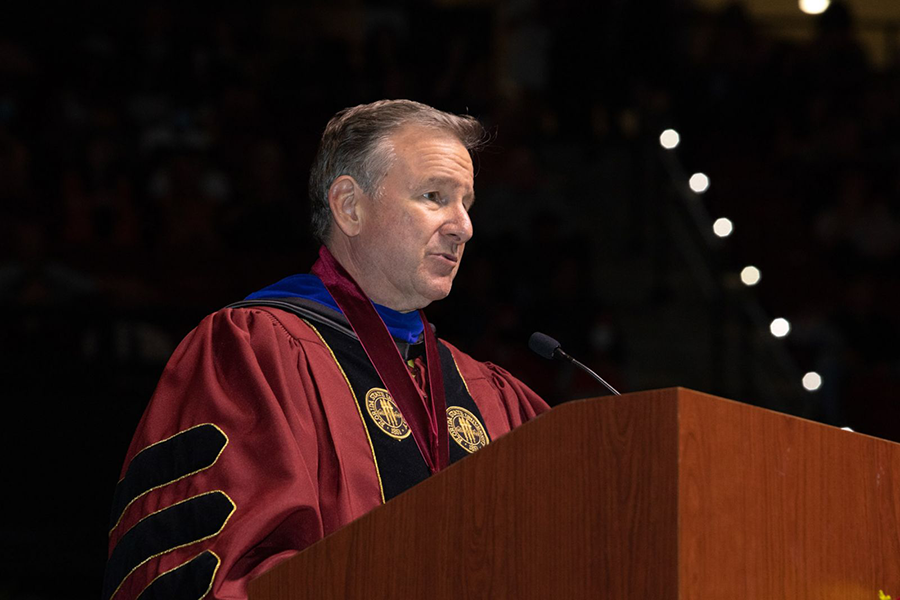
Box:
<box><xmin>404</xmin><ymin>214</ymin><xmax>436</xmax><ymax>247</ymax></box>
<box><xmin>402</xmin><ymin>211</ymin><xmax>420</xmax><ymax>230</ymax></box>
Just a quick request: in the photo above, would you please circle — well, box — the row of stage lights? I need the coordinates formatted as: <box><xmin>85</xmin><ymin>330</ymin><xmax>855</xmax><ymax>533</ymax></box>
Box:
<box><xmin>659</xmin><ymin>128</ymin><xmax>822</xmax><ymax>393</ymax></box>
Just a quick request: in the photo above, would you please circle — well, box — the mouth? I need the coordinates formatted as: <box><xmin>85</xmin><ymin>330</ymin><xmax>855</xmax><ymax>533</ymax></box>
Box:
<box><xmin>431</xmin><ymin>252</ymin><xmax>459</xmax><ymax>266</ymax></box>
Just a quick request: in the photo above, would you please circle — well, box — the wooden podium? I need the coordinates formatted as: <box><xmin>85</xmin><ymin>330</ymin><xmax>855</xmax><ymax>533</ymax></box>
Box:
<box><xmin>248</xmin><ymin>388</ymin><xmax>900</xmax><ymax>599</ymax></box>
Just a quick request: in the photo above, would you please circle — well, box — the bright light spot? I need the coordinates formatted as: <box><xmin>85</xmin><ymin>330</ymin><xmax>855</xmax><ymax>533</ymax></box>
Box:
<box><xmin>689</xmin><ymin>172</ymin><xmax>710</xmax><ymax>193</ymax></box>
<box><xmin>770</xmin><ymin>317</ymin><xmax>791</xmax><ymax>338</ymax></box>
<box><xmin>841</xmin><ymin>426</ymin><xmax>854</xmax><ymax>432</ymax></box>
<box><xmin>740</xmin><ymin>265</ymin><xmax>761</xmax><ymax>286</ymax></box>
<box><xmin>660</xmin><ymin>129</ymin><xmax>680</xmax><ymax>149</ymax></box>
<box><xmin>713</xmin><ymin>218</ymin><xmax>733</xmax><ymax>238</ymax></box>
<box><xmin>802</xmin><ymin>371</ymin><xmax>822</xmax><ymax>391</ymax></box>
<box><xmin>799</xmin><ymin>0</ymin><xmax>831</xmax><ymax>15</ymax></box>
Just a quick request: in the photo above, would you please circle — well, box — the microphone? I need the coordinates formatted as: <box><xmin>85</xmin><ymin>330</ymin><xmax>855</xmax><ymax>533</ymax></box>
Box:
<box><xmin>528</xmin><ymin>332</ymin><xmax>621</xmax><ymax>396</ymax></box>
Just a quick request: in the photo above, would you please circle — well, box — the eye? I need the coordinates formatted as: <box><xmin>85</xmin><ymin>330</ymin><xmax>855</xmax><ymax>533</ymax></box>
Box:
<box><xmin>423</xmin><ymin>191</ymin><xmax>443</xmax><ymax>203</ymax></box>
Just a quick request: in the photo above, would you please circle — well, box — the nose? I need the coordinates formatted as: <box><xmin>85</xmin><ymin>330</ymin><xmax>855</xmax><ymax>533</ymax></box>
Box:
<box><xmin>443</xmin><ymin>202</ymin><xmax>473</xmax><ymax>244</ymax></box>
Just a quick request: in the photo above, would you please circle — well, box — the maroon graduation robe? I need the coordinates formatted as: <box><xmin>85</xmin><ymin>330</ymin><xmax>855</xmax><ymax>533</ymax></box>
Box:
<box><xmin>105</xmin><ymin>306</ymin><xmax>548</xmax><ymax>600</ymax></box>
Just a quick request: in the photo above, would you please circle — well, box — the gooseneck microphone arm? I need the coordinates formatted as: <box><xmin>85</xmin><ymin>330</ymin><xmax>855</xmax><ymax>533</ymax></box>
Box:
<box><xmin>528</xmin><ymin>332</ymin><xmax>621</xmax><ymax>396</ymax></box>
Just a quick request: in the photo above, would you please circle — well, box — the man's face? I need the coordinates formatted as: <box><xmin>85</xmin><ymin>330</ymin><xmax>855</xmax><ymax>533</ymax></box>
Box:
<box><xmin>352</xmin><ymin>125</ymin><xmax>475</xmax><ymax>312</ymax></box>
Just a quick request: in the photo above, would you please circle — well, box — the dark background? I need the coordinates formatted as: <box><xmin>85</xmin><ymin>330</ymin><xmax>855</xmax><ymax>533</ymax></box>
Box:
<box><xmin>2</xmin><ymin>1</ymin><xmax>899</xmax><ymax>598</ymax></box>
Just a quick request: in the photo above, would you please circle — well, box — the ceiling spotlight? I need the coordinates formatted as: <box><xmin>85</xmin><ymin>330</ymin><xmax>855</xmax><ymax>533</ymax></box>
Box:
<box><xmin>713</xmin><ymin>218</ymin><xmax>733</xmax><ymax>238</ymax></box>
<box><xmin>689</xmin><ymin>172</ymin><xmax>710</xmax><ymax>193</ymax></box>
<box><xmin>802</xmin><ymin>371</ymin><xmax>823</xmax><ymax>391</ymax></box>
<box><xmin>770</xmin><ymin>317</ymin><xmax>791</xmax><ymax>338</ymax></box>
<box><xmin>740</xmin><ymin>266</ymin><xmax>761</xmax><ymax>286</ymax></box>
<box><xmin>660</xmin><ymin>129</ymin><xmax>680</xmax><ymax>149</ymax></box>
<box><xmin>799</xmin><ymin>0</ymin><xmax>831</xmax><ymax>15</ymax></box>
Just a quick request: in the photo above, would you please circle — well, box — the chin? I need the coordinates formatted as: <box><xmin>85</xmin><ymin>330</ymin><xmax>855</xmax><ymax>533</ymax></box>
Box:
<box><xmin>422</xmin><ymin>282</ymin><xmax>453</xmax><ymax>303</ymax></box>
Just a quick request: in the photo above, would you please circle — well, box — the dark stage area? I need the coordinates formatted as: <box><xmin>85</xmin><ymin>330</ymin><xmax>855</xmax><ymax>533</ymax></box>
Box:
<box><xmin>2</xmin><ymin>1</ymin><xmax>900</xmax><ymax>598</ymax></box>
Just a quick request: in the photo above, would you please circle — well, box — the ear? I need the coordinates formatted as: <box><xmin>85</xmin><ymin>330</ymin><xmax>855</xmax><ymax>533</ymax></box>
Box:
<box><xmin>328</xmin><ymin>176</ymin><xmax>366</xmax><ymax>237</ymax></box>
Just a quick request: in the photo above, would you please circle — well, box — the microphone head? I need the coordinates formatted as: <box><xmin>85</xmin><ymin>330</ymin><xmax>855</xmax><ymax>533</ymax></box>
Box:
<box><xmin>528</xmin><ymin>332</ymin><xmax>561</xmax><ymax>360</ymax></box>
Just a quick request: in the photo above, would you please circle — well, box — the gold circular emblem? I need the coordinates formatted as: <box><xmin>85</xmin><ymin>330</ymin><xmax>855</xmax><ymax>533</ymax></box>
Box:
<box><xmin>364</xmin><ymin>388</ymin><xmax>411</xmax><ymax>440</ymax></box>
<box><xmin>447</xmin><ymin>407</ymin><xmax>488</xmax><ymax>454</ymax></box>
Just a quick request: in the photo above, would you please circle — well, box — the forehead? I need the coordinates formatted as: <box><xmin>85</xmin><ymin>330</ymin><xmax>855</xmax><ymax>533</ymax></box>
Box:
<box><xmin>385</xmin><ymin>125</ymin><xmax>474</xmax><ymax>187</ymax></box>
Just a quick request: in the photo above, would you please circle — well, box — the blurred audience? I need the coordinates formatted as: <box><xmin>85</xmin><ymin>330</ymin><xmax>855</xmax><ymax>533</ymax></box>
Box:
<box><xmin>4</xmin><ymin>2</ymin><xmax>900</xmax><ymax>598</ymax></box>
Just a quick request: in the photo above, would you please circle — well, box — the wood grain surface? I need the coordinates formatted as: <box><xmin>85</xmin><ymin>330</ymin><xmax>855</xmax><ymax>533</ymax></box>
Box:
<box><xmin>248</xmin><ymin>388</ymin><xmax>900</xmax><ymax>600</ymax></box>
<box><xmin>677</xmin><ymin>388</ymin><xmax>900</xmax><ymax>599</ymax></box>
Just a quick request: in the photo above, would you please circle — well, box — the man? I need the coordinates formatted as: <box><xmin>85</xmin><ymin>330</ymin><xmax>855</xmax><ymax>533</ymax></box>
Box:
<box><xmin>103</xmin><ymin>100</ymin><xmax>549</xmax><ymax>600</ymax></box>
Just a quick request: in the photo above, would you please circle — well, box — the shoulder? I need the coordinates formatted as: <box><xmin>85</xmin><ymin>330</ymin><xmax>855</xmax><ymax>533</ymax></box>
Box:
<box><xmin>438</xmin><ymin>338</ymin><xmax>550</xmax><ymax>432</ymax></box>
<box><xmin>439</xmin><ymin>338</ymin><xmax>525</xmax><ymax>387</ymax></box>
<box><xmin>181</xmin><ymin>306</ymin><xmax>328</xmax><ymax>352</ymax></box>
<box><xmin>439</xmin><ymin>338</ymin><xmax>488</xmax><ymax>378</ymax></box>
<box><xmin>141</xmin><ymin>306</ymin><xmax>335</xmax><ymax>425</ymax></box>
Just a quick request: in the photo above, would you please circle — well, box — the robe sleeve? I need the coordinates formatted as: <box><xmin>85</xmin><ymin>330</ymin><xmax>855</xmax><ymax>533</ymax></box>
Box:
<box><xmin>104</xmin><ymin>308</ymin><xmax>333</xmax><ymax>600</ymax></box>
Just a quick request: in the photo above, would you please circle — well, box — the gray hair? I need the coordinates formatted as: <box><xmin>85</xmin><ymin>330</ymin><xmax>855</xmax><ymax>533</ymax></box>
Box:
<box><xmin>309</xmin><ymin>99</ymin><xmax>486</xmax><ymax>244</ymax></box>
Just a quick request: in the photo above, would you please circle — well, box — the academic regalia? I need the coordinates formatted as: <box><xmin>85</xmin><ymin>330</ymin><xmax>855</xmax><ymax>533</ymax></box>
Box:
<box><xmin>103</xmin><ymin>258</ymin><xmax>548</xmax><ymax>600</ymax></box>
